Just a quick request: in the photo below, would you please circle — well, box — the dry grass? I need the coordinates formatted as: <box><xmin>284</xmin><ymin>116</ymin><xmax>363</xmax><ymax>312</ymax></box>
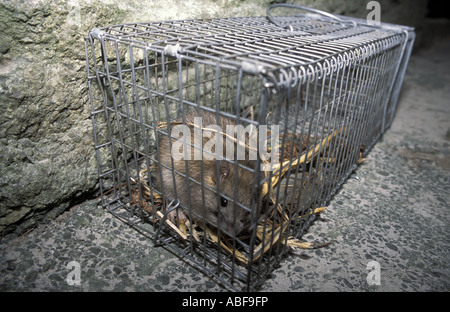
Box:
<box><xmin>128</xmin><ymin>123</ymin><xmax>362</xmax><ymax>264</ymax></box>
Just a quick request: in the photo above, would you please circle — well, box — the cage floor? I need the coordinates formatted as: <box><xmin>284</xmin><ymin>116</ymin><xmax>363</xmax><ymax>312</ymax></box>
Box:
<box><xmin>1</xmin><ymin>38</ymin><xmax>449</xmax><ymax>291</ymax></box>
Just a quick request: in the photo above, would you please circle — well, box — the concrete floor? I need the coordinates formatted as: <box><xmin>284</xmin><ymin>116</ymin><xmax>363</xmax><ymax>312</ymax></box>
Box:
<box><xmin>0</xmin><ymin>34</ymin><xmax>448</xmax><ymax>293</ymax></box>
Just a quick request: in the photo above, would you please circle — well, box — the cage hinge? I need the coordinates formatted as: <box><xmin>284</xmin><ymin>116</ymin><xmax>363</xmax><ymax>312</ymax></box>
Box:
<box><xmin>90</xmin><ymin>27</ymin><xmax>106</xmax><ymax>40</ymax></box>
<box><xmin>241</xmin><ymin>61</ymin><xmax>267</xmax><ymax>76</ymax></box>
<box><xmin>164</xmin><ymin>44</ymin><xmax>182</xmax><ymax>58</ymax></box>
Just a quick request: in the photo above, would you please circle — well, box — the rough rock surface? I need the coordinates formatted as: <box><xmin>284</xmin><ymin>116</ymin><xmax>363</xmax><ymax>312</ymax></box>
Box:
<box><xmin>0</xmin><ymin>32</ymin><xmax>448</xmax><ymax>292</ymax></box>
<box><xmin>0</xmin><ymin>0</ymin><xmax>429</xmax><ymax>236</ymax></box>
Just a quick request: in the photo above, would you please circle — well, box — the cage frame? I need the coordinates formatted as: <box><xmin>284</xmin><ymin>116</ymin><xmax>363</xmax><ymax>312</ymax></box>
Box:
<box><xmin>84</xmin><ymin>5</ymin><xmax>415</xmax><ymax>291</ymax></box>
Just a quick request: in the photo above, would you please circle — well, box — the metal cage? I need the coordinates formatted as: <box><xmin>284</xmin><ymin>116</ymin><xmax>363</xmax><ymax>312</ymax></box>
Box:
<box><xmin>84</xmin><ymin>5</ymin><xmax>415</xmax><ymax>291</ymax></box>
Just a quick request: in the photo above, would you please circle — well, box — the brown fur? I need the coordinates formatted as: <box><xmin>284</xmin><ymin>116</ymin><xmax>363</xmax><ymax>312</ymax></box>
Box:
<box><xmin>156</xmin><ymin>111</ymin><xmax>259</xmax><ymax>236</ymax></box>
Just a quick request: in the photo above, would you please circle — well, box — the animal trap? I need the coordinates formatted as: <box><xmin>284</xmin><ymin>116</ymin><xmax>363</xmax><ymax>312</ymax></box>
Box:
<box><xmin>85</xmin><ymin>4</ymin><xmax>415</xmax><ymax>291</ymax></box>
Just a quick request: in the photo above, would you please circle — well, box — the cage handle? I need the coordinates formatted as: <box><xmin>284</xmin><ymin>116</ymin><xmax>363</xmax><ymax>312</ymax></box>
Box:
<box><xmin>266</xmin><ymin>4</ymin><xmax>356</xmax><ymax>30</ymax></box>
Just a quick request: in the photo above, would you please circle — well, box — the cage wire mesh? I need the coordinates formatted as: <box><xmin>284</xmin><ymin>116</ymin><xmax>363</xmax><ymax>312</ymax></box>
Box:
<box><xmin>84</xmin><ymin>4</ymin><xmax>415</xmax><ymax>291</ymax></box>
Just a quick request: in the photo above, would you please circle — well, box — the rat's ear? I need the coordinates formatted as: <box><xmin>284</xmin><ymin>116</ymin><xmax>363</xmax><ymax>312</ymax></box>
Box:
<box><xmin>210</xmin><ymin>160</ymin><xmax>230</xmax><ymax>184</ymax></box>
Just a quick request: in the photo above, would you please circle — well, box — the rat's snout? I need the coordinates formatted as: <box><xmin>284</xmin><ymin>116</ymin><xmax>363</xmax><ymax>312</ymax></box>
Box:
<box><xmin>220</xmin><ymin>215</ymin><xmax>244</xmax><ymax>236</ymax></box>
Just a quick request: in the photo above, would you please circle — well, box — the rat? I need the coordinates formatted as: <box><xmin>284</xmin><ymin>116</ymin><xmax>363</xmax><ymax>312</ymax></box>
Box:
<box><xmin>156</xmin><ymin>111</ymin><xmax>261</xmax><ymax>236</ymax></box>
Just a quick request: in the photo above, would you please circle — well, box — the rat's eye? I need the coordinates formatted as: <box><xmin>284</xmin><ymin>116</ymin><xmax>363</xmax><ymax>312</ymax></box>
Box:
<box><xmin>220</xmin><ymin>196</ymin><xmax>228</xmax><ymax>207</ymax></box>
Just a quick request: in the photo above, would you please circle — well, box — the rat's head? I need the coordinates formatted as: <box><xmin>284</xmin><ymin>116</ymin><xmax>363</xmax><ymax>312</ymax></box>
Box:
<box><xmin>200</xmin><ymin>159</ymin><xmax>259</xmax><ymax>236</ymax></box>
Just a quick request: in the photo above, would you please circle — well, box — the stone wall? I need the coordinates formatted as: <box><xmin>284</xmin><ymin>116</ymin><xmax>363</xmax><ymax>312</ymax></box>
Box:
<box><xmin>0</xmin><ymin>0</ymin><xmax>428</xmax><ymax>237</ymax></box>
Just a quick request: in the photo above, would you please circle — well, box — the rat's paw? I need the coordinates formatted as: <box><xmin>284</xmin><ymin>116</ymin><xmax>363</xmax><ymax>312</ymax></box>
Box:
<box><xmin>167</xmin><ymin>209</ymin><xmax>187</xmax><ymax>224</ymax></box>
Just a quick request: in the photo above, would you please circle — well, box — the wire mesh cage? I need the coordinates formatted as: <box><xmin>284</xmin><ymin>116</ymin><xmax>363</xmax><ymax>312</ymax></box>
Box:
<box><xmin>84</xmin><ymin>4</ymin><xmax>415</xmax><ymax>291</ymax></box>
